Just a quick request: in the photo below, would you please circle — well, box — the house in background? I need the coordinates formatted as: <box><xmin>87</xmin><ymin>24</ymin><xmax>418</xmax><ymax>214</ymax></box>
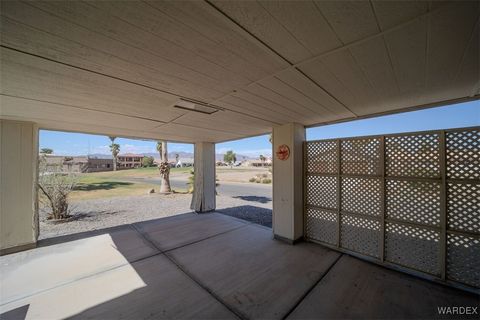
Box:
<box><xmin>242</xmin><ymin>157</ymin><xmax>272</xmax><ymax>167</ymax></box>
<box><xmin>43</xmin><ymin>155</ymin><xmax>113</xmax><ymax>173</ymax></box>
<box><xmin>117</xmin><ymin>153</ymin><xmax>143</xmax><ymax>169</ymax></box>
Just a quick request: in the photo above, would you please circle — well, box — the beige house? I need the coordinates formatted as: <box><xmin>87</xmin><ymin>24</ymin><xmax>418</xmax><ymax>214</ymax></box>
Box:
<box><xmin>44</xmin><ymin>155</ymin><xmax>113</xmax><ymax>173</ymax></box>
<box><xmin>242</xmin><ymin>158</ymin><xmax>272</xmax><ymax>167</ymax></box>
<box><xmin>117</xmin><ymin>153</ymin><xmax>143</xmax><ymax>169</ymax></box>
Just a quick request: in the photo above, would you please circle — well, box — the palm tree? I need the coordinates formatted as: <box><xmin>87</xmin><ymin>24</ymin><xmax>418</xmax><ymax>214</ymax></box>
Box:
<box><xmin>259</xmin><ymin>154</ymin><xmax>265</xmax><ymax>166</ymax></box>
<box><xmin>109</xmin><ymin>136</ymin><xmax>120</xmax><ymax>171</ymax></box>
<box><xmin>156</xmin><ymin>141</ymin><xmax>171</xmax><ymax>193</ymax></box>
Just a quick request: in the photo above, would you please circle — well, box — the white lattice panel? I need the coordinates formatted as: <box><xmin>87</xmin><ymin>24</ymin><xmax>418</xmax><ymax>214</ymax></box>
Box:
<box><xmin>306</xmin><ymin>175</ymin><xmax>337</xmax><ymax>209</ymax></box>
<box><xmin>386</xmin><ymin>180</ymin><xmax>441</xmax><ymax>226</ymax></box>
<box><xmin>446</xmin><ymin>129</ymin><xmax>480</xmax><ymax>180</ymax></box>
<box><xmin>342</xmin><ymin>177</ymin><xmax>381</xmax><ymax>216</ymax></box>
<box><xmin>386</xmin><ymin>133</ymin><xmax>440</xmax><ymax>178</ymax></box>
<box><xmin>447</xmin><ymin>233</ymin><xmax>480</xmax><ymax>288</ymax></box>
<box><xmin>447</xmin><ymin>182</ymin><xmax>479</xmax><ymax>234</ymax></box>
<box><xmin>385</xmin><ymin>222</ymin><xmax>440</xmax><ymax>275</ymax></box>
<box><xmin>306</xmin><ymin>127</ymin><xmax>479</xmax><ymax>289</ymax></box>
<box><xmin>341</xmin><ymin>214</ymin><xmax>380</xmax><ymax>257</ymax></box>
<box><xmin>306</xmin><ymin>141</ymin><xmax>337</xmax><ymax>174</ymax></box>
<box><xmin>305</xmin><ymin>208</ymin><xmax>338</xmax><ymax>245</ymax></box>
<box><xmin>341</xmin><ymin>138</ymin><xmax>381</xmax><ymax>175</ymax></box>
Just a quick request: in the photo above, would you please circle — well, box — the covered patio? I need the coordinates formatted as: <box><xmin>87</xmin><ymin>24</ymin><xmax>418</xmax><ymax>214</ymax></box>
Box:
<box><xmin>1</xmin><ymin>0</ymin><xmax>479</xmax><ymax>318</ymax></box>
<box><xmin>1</xmin><ymin>212</ymin><xmax>477</xmax><ymax>319</ymax></box>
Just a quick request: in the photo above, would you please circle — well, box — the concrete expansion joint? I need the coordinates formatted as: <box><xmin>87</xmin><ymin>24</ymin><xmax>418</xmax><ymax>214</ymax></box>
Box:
<box><xmin>129</xmin><ymin>222</ymin><xmax>249</xmax><ymax>320</ymax></box>
<box><xmin>281</xmin><ymin>253</ymin><xmax>344</xmax><ymax>320</ymax></box>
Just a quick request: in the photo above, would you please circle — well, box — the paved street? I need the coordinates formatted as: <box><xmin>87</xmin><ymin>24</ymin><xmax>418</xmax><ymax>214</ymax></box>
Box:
<box><xmin>129</xmin><ymin>176</ymin><xmax>272</xmax><ymax>200</ymax></box>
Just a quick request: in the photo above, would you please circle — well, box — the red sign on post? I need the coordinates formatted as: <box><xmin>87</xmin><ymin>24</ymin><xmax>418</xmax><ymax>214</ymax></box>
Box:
<box><xmin>276</xmin><ymin>144</ymin><xmax>290</xmax><ymax>161</ymax></box>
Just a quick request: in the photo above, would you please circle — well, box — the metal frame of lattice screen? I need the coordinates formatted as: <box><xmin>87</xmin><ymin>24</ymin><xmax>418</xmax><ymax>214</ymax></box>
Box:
<box><xmin>304</xmin><ymin>126</ymin><xmax>479</xmax><ymax>292</ymax></box>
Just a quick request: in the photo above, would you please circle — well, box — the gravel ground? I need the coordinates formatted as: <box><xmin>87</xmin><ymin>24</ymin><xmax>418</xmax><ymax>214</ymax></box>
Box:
<box><xmin>216</xmin><ymin>195</ymin><xmax>272</xmax><ymax>228</ymax></box>
<box><xmin>39</xmin><ymin>194</ymin><xmax>272</xmax><ymax>239</ymax></box>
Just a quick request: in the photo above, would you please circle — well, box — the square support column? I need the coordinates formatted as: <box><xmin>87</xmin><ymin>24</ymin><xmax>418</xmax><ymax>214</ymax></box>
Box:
<box><xmin>0</xmin><ymin>120</ymin><xmax>38</xmax><ymax>255</ymax></box>
<box><xmin>272</xmin><ymin>123</ymin><xmax>305</xmax><ymax>243</ymax></box>
<box><xmin>190</xmin><ymin>142</ymin><xmax>216</xmax><ymax>213</ymax></box>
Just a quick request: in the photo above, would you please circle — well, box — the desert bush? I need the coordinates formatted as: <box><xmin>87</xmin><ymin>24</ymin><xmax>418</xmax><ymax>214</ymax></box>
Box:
<box><xmin>142</xmin><ymin>156</ymin><xmax>155</xmax><ymax>167</ymax></box>
<box><xmin>38</xmin><ymin>156</ymin><xmax>78</xmax><ymax>220</ymax></box>
<box><xmin>249</xmin><ymin>173</ymin><xmax>272</xmax><ymax>184</ymax></box>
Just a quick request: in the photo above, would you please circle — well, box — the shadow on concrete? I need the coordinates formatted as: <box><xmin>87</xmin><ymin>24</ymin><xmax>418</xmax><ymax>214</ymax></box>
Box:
<box><xmin>217</xmin><ymin>205</ymin><xmax>272</xmax><ymax>228</ymax></box>
<box><xmin>1</xmin><ymin>304</ymin><xmax>29</xmax><ymax>320</ymax></box>
<box><xmin>4</xmin><ymin>212</ymin><xmax>479</xmax><ymax>320</ymax></box>
<box><xmin>74</xmin><ymin>181</ymin><xmax>133</xmax><ymax>191</ymax></box>
<box><xmin>38</xmin><ymin>212</ymin><xmax>193</xmax><ymax>248</ymax></box>
<box><xmin>232</xmin><ymin>195</ymin><xmax>271</xmax><ymax>203</ymax></box>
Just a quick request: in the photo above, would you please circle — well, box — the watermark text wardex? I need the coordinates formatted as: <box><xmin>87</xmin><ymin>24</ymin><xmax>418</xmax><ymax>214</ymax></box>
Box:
<box><xmin>437</xmin><ymin>306</ymin><xmax>478</xmax><ymax>315</ymax></box>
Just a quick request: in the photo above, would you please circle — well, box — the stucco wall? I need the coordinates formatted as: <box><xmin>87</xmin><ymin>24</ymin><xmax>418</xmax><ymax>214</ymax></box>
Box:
<box><xmin>272</xmin><ymin>123</ymin><xmax>305</xmax><ymax>242</ymax></box>
<box><xmin>0</xmin><ymin>120</ymin><xmax>38</xmax><ymax>253</ymax></box>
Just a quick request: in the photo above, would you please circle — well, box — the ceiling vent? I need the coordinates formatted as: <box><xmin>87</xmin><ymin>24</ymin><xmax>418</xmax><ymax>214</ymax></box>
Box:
<box><xmin>173</xmin><ymin>98</ymin><xmax>222</xmax><ymax>115</ymax></box>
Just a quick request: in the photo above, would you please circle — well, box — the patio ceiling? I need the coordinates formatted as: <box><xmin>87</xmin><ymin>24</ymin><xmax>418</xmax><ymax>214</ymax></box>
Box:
<box><xmin>1</xmin><ymin>1</ymin><xmax>478</xmax><ymax>143</ymax></box>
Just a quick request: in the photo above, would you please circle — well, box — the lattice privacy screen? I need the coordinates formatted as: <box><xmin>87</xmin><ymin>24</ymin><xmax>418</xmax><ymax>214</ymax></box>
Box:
<box><xmin>304</xmin><ymin>127</ymin><xmax>480</xmax><ymax>289</ymax></box>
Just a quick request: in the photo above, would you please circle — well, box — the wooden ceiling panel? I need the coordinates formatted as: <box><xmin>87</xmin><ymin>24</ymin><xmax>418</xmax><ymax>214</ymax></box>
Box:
<box><xmin>241</xmin><ymin>83</ymin><xmax>325</xmax><ymax>121</ymax></box>
<box><xmin>153</xmin><ymin>123</ymin><xmax>240</xmax><ymax>143</ymax></box>
<box><xmin>231</xmin><ymin>88</ymin><xmax>310</xmax><ymax>123</ymax></box>
<box><xmin>256</xmin><ymin>75</ymin><xmax>337</xmax><ymax>120</ymax></box>
<box><xmin>173</xmin><ymin>111</ymin><xmax>271</xmax><ymax>137</ymax></box>
<box><xmin>319</xmin><ymin>50</ymin><xmax>379</xmax><ymax>112</ymax></box>
<box><xmin>385</xmin><ymin>17</ymin><xmax>427</xmax><ymax>96</ymax></box>
<box><xmin>210</xmin><ymin>0</ymin><xmax>311</xmax><ymax>63</ymax></box>
<box><xmin>0</xmin><ymin>48</ymin><xmax>183</xmax><ymax>122</ymax></box>
<box><xmin>0</xmin><ymin>96</ymin><xmax>164</xmax><ymax>131</ymax></box>
<box><xmin>275</xmin><ymin>68</ymin><xmax>354</xmax><ymax>118</ymax></box>
<box><xmin>1</xmin><ymin>0</ymin><xmax>478</xmax><ymax>143</ymax></box>
<box><xmin>84</xmin><ymin>1</ymin><xmax>250</xmax><ymax>89</ymax></box>
<box><xmin>0</xmin><ymin>18</ymin><xmax>221</xmax><ymax>102</ymax></box>
<box><xmin>426</xmin><ymin>1</ymin><xmax>479</xmax><ymax>91</ymax></box>
<box><xmin>27</xmin><ymin>1</ymin><xmax>242</xmax><ymax>94</ymax></box>
<box><xmin>32</xmin><ymin>118</ymin><xmax>192</xmax><ymax>143</ymax></box>
<box><xmin>314</xmin><ymin>0</ymin><xmax>379</xmax><ymax>44</ymax></box>
<box><xmin>258</xmin><ymin>1</ymin><xmax>341</xmax><ymax>56</ymax></box>
<box><xmin>349</xmin><ymin>37</ymin><xmax>400</xmax><ymax>104</ymax></box>
<box><xmin>146</xmin><ymin>0</ymin><xmax>289</xmax><ymax>75</ymax></box>
<box><xmin>87</xmin><ymin>1</ymin><xmax>262</xmax><ymax>83</ymax></box>
<box><xmin>0</xmin><ymin>1</ymin><xmax>225</xmax><ymax>101</ymax></box>
<box><xmin>457</xmin><ymin>23</ymin><xmax>480</xmax><ymax>97</ymax></box>
<box><xmin>298</xmin><ymin>59</ymin><xmax>358</xmax><ymax>110</ymax></box>
<box><xmin>371</xmin><ymin>1</ymin><xmax>428</xmax><ymax>30</ymax></box>
<box><xmin>216</xmin><ymin>96</ymin><xmax>289</xmax><ymax>125</ymax></box>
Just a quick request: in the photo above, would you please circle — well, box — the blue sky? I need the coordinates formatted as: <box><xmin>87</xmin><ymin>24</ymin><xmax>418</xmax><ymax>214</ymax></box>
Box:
<box><xmin>307</xmin><ymin>100</ymin><xmax>479</xmax><ymax>140</ymax></box>
<box><xmin>40</xmin><ymin>100</ymin><xmax>478</xmax><ymax>156</ymax></box>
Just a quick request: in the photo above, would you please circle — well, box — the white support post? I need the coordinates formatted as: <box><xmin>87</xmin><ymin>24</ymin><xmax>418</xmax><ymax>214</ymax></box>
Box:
<box><xmin>0</xmin><ymin>120</ymin><xmax>38</xmax><ymax>255</ymax></box>
<box><xmin>272</xmin><ymin>123</ymin><xmax>305</xmax><ymax>244</ymax></box>
<box><xmin>190</xmin><ymin>142</ymin><xmax>216</xmax><ymax>213</ymax></box>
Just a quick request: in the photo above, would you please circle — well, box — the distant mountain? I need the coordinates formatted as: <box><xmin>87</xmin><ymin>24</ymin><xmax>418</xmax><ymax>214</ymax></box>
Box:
<box><xmin>85</xmin><ymin>151</ymin><xmax>255</xmax><ymax>161</ymax></box>
<box><xmin>143</xmin><ymin>152</ymin><xmax>254</xmax><ymax>161</ymax></box>
<box><xmin>87</xmin><ymin>153</ymin><xmax>113</xmax><ymax>159</ymax></box>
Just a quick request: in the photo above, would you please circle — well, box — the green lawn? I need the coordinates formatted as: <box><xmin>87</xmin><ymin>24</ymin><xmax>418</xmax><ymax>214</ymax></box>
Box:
<box><xmin>69</xmin><ymin>167</ymin><xmax>191</xmax><ymax>201</ymax></box>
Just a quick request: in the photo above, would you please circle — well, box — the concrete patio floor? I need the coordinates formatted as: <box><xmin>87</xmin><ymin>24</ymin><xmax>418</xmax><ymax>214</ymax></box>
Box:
<box><xmin>0</xmin><ymin>213</ymin><xmax>477</xmax><ymax>320</ymax></box>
